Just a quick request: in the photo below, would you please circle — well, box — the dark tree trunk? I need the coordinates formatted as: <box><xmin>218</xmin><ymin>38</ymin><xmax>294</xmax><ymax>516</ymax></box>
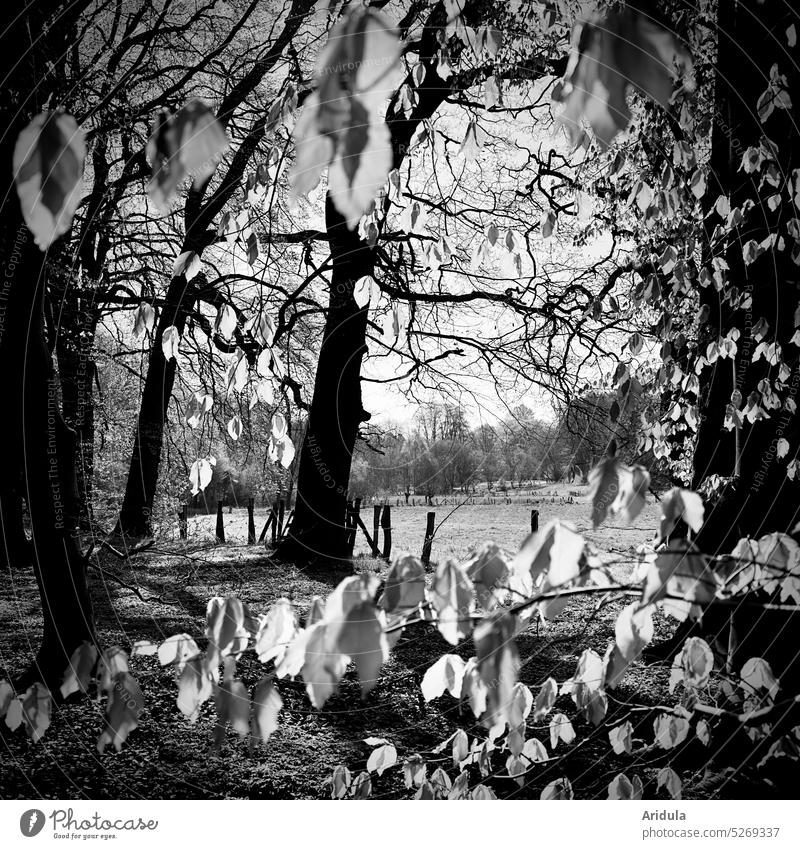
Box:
<box><xmin>115</xmin><ymin>271</ymin><xmax>198</xmax><ymax>538</ymax></box>
<box><xmin>276</xmin><ymin>197</ymin><xmax>373</xmax><ymax>560</ymax></box>
<box><xmin>693</xmin><ymin>0</ymin><xmax>800</xmax><ymax>553</ymax></box>
<box><xmin>0</xmin><ymin>0</ymin><xmax>96</xmax><ymax>689</ymax></box>
<box><xmin>53</xmin><ymin>274</ymin><xmax>99</xmax><ymax>529</ymax></box>
<box><xmin>278</xmin><ymin>30</ymin><xmax>569</xmax><ymax>561</ymax></box>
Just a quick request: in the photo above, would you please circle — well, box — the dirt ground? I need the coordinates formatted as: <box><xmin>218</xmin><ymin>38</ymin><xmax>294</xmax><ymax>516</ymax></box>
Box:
<box><xmin>0</xmin><ymin>489</ymin><xmax>762</xmax><ymax>800</ymax></box>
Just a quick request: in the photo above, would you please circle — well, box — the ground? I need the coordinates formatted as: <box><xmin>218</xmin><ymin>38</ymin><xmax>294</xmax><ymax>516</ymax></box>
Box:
<box><xmin>0</xmin><ymin>485</ymin><xmax>761</xmax><ymax>799</ymax></box>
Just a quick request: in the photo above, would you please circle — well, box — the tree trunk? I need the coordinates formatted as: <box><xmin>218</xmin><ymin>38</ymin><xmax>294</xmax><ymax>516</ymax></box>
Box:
<box><xmin>54</xmin><ymin>279</ymin><xmax>98</xmax><ymax>529</ymax></box>
<box><xmin>693</xmin><ymin>0</ymin><xmax>800</xmax><ymax>553</ymax></box>
<box><xmin>276</xmin><ymin>196</ymin><xmax>372</xmax><ymax>559</ymax></box>
<box><xmin>0</xmin><ymin>209</ymin><xmax>95</xmax><ymax>691</ymax></box>
<box><xmin>276</xmin><ymin>16</ymin><xmax>464</xmax><ymax>560</ymax></box>
<box><xmin>115</xmin><ymin>271</ymin><xmax>198</xmax><ymax>538</ymax></box>
<box><xmin>0</xmin><ymin>0</ymin><xmax>96</xmax><ymax>689</ymax></box>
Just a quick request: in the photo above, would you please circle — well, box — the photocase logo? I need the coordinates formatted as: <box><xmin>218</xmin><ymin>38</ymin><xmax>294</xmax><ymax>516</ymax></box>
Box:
<box><xmin>19</xmin><ymin>809</ymin><xmax>45</xmax><ymax>837</ymax></box>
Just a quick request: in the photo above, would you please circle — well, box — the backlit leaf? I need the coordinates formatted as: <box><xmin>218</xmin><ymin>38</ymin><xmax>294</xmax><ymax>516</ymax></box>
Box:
<box><xmin>13</xmin><ymin>111</ymin><xmax>86</xmax><ymax>249</ymax></box>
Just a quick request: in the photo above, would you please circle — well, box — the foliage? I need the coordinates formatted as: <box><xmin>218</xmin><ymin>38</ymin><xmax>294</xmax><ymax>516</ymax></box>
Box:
<box><xmin>5</xmin><ymin>455</ymin><xmax>800</xmax><ymax>798</ymax></box>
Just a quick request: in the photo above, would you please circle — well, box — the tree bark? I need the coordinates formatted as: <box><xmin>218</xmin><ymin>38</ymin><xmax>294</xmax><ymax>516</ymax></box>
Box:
<box><xmin>0</xmin><ymin>0</ymin><xmax>96</xmax><ymax>689</ymax></box>
<box><xmin>276</xmin><ymin>197</ymin><xmax>373</xmax><ymax>559</ymax></box>
<box><xmin>693</xmin><ymin>0</ymin><xmax>800</xmax><ymax>553</ymax></box>
<box><xmin>53</xmin><ymin>275</ymin><xmax>99</xmax><ymax>529</ymax></box>
<box><xmin>115</xmin><ymin>269</ymin><xmax>198</xmax><ymax>538</ymax></box>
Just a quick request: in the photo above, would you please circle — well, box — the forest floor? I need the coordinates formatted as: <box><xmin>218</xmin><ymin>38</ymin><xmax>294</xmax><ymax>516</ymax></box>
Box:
<box><xmin>0</xmin><ymin>486</ymin><xmax>758</xmax><ymax>800</ymax></box>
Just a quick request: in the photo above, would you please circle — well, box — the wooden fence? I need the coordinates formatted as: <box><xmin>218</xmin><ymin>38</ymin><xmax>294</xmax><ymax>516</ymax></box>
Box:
<box><xmin>178</xmin><ymin>498</ymin><xmax>545</xmax><ymax>567</ymax></box>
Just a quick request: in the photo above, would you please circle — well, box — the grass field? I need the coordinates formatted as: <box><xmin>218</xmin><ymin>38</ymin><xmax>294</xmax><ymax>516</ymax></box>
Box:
<box><xmin>183</xmin><ymin>483</ymin><xmax>661</xmax><ymax>565</ymax></box>
<box><xmin>3</xmin><ymin>485</ymin><xmax>715</xmax><ymax>801</ymax></box>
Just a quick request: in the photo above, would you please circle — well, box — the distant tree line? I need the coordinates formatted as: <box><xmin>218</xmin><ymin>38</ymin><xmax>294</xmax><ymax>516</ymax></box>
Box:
<box><xmin>349</xmin><ymin>395</ymin><xmax>651</xmax><ymax>501</ymax></box>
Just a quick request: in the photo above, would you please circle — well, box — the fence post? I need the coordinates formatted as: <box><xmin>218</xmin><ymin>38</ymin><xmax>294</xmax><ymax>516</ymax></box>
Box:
<box><xmin>216</xmin><ymin>500</ymin><xmax>225</xmax><ymax>543</ymax></box>
<box><xmin>421</xmin><ymin>511</ymin><xmax>435</xmax><ymax>567</ymax></box>
<box><xmin>381</xmin><ymin>504</ymin><xmax>392</xmax><ymax>560</ymax></box>
<box><xmin>247</xmin><ymin>497</ymin><xmax>255</xmax><ymax>544</ymax></box>
<box><xmin>531</xmin><ymin>509</ymin><xmax>539</xmax><ymax>534</ymax></box>
<box><xmin>347</xmin><ymin>497</ymin><xmax>361</xmax><ymax>555</ymax></box>
<box><xmin>270</xmin><ymin>501</ymin><xmax>278</xmax><ymax>545</ymax></box>
<box><xmin>372</xmin><ymin>505</ymin><xmax>381</xmax><ymax>557</ymax></box>
<box><xmin>178</xmin><ymin>504</ymin><xmax>188</xmax><ymax>540</ymax></box>
<box><xmin>277</xmin><ymin>498</ymin><xmax>286</xmax><ymax>538</ymax></box>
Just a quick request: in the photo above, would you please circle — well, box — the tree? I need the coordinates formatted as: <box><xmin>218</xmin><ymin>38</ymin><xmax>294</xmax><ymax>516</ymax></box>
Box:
<box><xmin>0</xmin><ymin>0</ymin><xmax>97</xmax><ymax>687</ymax></box>
<box><xmin>690</xmin><ymin>0</ymin><xmax>800</xmax><ymax>550</ymax></box>
<box><xmin>115</xmin><ymin>0</ymin><xmax>316</xmax><ymax>538</ymax></box>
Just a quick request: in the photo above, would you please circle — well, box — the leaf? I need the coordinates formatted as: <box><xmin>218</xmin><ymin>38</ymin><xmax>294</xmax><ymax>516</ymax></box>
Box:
<box><xmin>506</xmin><ymin>753</ymin><xmax>527</xmax><ymax>786</ymax></box>
<box><xmin>540</xmin><ymin>777</ymin><xmax>573</xmax><ymax>800</ymax></box>
<box><xmin>206</xmin><ymin>596</ymin><xmax>248</xmax><ymax>658</ymax></box>
<box><xmin>522</xmin><ymin>736</ymin><xmax>549</xmax><ymax>763</ymax></box>
<box><xmin>227</xmin><ymin>349</ymin><xmax>249</xmax><ymax>394</ymax></box>
<box><xmin>381</xmin><ymin>554</ymin><xmax>425</xmax><ymax>613</ymax></box>
<box><xmin>97</xmin><ymin>673</ymin><xmax>143</xmax><ymax>753</ymax></box>
<box><xmin>132</xmin><ymin>302</ymin><xmax>156</xmax><ymax>339</ymax></box>
<box><xmin>484</xmin><ymin>75</ymin><xmax>501</xmax><ymax>109</ymax></box>
<box><xmin>146</xmin><ymin>100</ymin><xmax>229</xmax><ymax>208</ymax></box>
<box><xmin>588</xmin><ymin>455</ymin><xmax>622</xmax><ymax>527</ymax></box>
<box><xmin>336</xmin><ymin>601</ymin><xmax>389</xmax><ymax>698</ymax></box>
<box><xmin>653</xmin><ymin>713</ymin><xmax>690</xmax><ymax>750</ymax></box>
<box><xmin>366</xmin><ymin>743</ymin><xmax>397</xmax><ymax>776</ymax></box>
<box><xmin>608</xmin><ymin>773</ymin><xmax>643</xmax><ymax>800</ymax></box>
<box><xmin>161</xmin><ymin>325</ymin><xmax>180</xmax><ymax>361</ymax></box>
<box><xmin>657</xmin><ymin>766</ymin><xmax>682</xmax><ymax>799</ymax></box>
<box><xmin>541</xmin><ymin>210</ymin><xmax>557</xmax><ymax>238</ymax></box>
<box><xmin>463</xmin><ymin>541</ymin><xmax>509</xmax><ymax>609</ymax></box>
<box><xmin>173</xmin><ymin>250</ymin><xmax>201</xmax><ymax>281</ymax></box>
<box><xmin>215</xmin><ymin>304</ymin><xmax>238</xmax><ymax>339</ymax></box>
<box><xmin>474</xmin><ymin>612</ymin><xmax>519</xmax><ymax>728</ymax></box>
<box><xmin>177</xmin><ymin>657</ymin><xmax>213</xmax><ymax>721</ymax></box>
<box><xmin>16</xmin><ymin>683</ymin><xmax>52</xmax><ymax>742</ymax></box>
<box><xmin>459</xmin><ymin>120</ymin><xmax>485</xmax><ymax>160</ymax></box>
<box><xmin>562</xmin><ymin>649</ymin><xmax>607</xmax><ymax>725</ymax></box>
<box><xmin>131</xmin><ymin>640</ymin><xmax>158</xmax><ymax>658</ymax></box>
<box><xmin>97</xmin><ymin>647</ymin><xmax>129</xmax><ymax>695</ymax></box>
<box><xmin>213</xmin><ymin>678</ymin><xmax>250</xmax><ymax>748</ymax></box>
<box><xmin>420</xmin><ymin>654</ymin><xmax>467</xmax><ymax>702</ymax></box>
<box><xmin>740</xmin><ymin>657</ymin><xmax>780</xmax><ymax>699</ymax></box>
<box><xmin>553</xmin><ymin>9</ymin><xmax>693</xmax><ymax>149</ymax></box>
<box><xmin>532</xmin><ymin>678</ymin><xmax>558</xmax><ymax>720</ymax></box>
<box><xmin>0</xmin><ymin>680</ymin><xmax>14</xmax><ymax>718</ymax></box>
<box><xmin>403</xmin><ymin>754</ymin><xmax>426</xmax><ymax>788</ymax></box>
<box><xmin>641</xmin><ymin>540</ymin><xmax>716</xmax><ymax>621</ymax></box>
<box><xmin>157</xmin><ymin>633</ymin><xmax>200</xmax><ymax>670</ymax></box>
<box><xmin>251</xmin><ymin>675</ymin><xmax>282</xmax><ymax>744</ymax></box>
<box><xmin>452</xmin><ymin>729</ymin><xmax>469</xmax><ymax>768</ymax></box>
<box><xmin>271</xmin><ymin>413</ymin><xmax>288</xmax><ymax>440</ymax></box>
<box><xmin>330</xmin><ymin>765</ymin><xmax>351</xmax><ymax>799</ymax></box>
<box><xmin>659</xmin><ymin>488</ymin><xmax>705</xmax><ymax>539</ymax></box>
<box><xmin>61</xmin><ymin>642</ymin><xmax>98</xmax><ymax>699</ymax></box>
<box><xmin>353</xmin><ymin>275</ymin><xmax>374</xmax><ymax>309</ymax></box>
<box><xmin>673</xmin><ymin>637</ymin><xmax>714</xmax><ymax>692</ymax></box>
<box><xmin>351</xmin><ymin>771</ymin><xmax>372</xmax><ymax>799</ymax></box>
<box><xmin>605</xmin><ymin>602</ymin><xmax>654</xmax><ymax>687</ymax></box>
<box><xmin>289</xmin><ymin>9</ymin><xmax>402</xmax><ymax>227</ymax></box>
<box><xmin>430</xmin><ymin>558</ymin><xmax>474</xmax><ymax>644</ymax></box>
<box><xmin>549</xmin><ymin>713</ymin><xmax>576</xmax><ymax>749</ymax></box>
<box><xmin>429</xmin><ymin>767</ymin><xmax>451</xmax><ymax>796</ymax></box>
<box><xmin>510</xmin><ymin>519</ymin><xmax>585</xmax><ymax>599</ymax></box>
<box><xmin>609</xmin><ymin>721</ymin><xmax>634</xmax><ymax>754</ymax></box>
<box><xmin>189</xmin><ymin>457</ymin><xmax>214</xmax><ymax>496</ymax></box>
<box><xmin>13</xmin><ymin>111</ymin><xmax>86</xmax><ymax>249</ymax></box>
<box><xmin>254</xmin><ymin>598</ymin><xmax>297</xmax><ymax>665</ymax></box>
<box><xmin>226</xmin><ymin>415</ymin><xmax>242</xmax><ymax>441</ymax></box>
